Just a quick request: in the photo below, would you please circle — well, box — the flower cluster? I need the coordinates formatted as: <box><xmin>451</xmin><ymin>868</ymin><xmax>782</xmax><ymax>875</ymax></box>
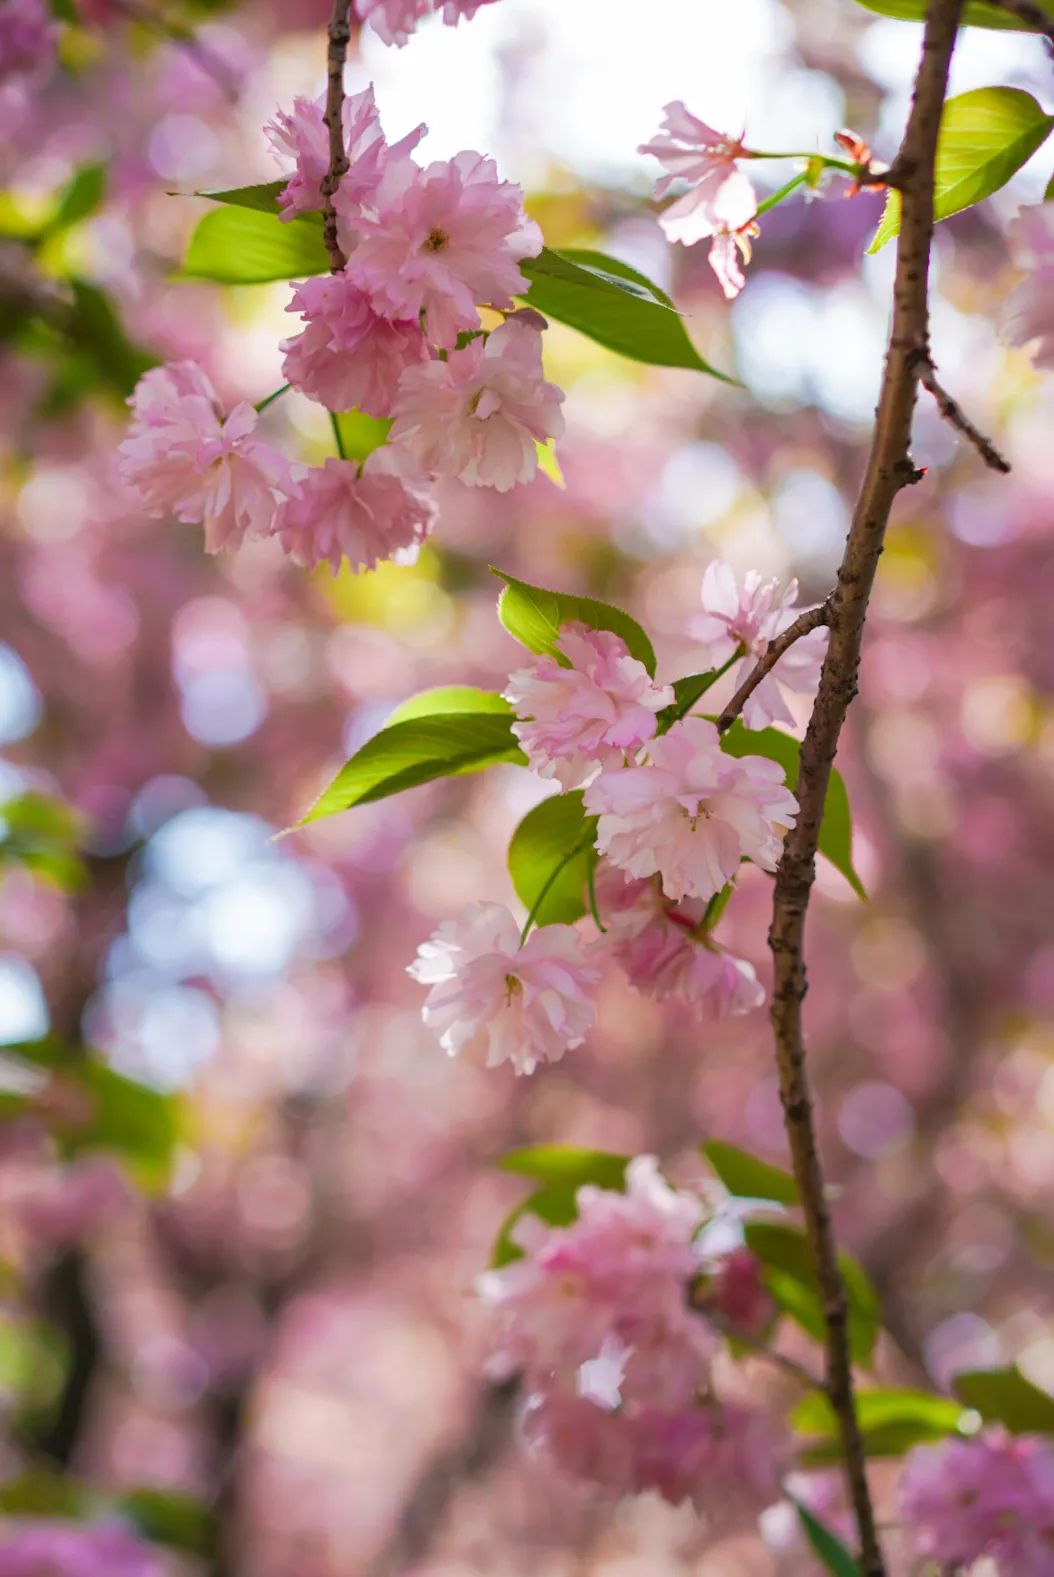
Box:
<box><xmin>0</xmin><ymin>1521</ymin><xmax>163</xmax><ymax>1577</ymax></box>
<box><xmin>355</xmin><ymin>0</ymin><xmax>498</xmax><ymax>49</ymax></box>
<box><xmin>694</xmin><ymin>559</ymin><xmax>828</xmax><ymax>729</ymax></box>
<box><xmin>479</xmin><ymin>1156</ymin><xmax>786</xmax><ymax>1513</ymax></box>
<box><xmin>120</xmin><ymin>85</ymin><xmax>561</xmax><ymax>569</ymax></box>
<box><xmin>411</xmin><ymin>565</ymin><xmax>814</xmax><ymax>1073</ymax></box>
<box><xmin>899</xmin><ymin>1428</ymin><xmax>1054</xmax><ymax>1575</ymax></box>
<box><xmin>639</xmin><ymin>101</ymin><xmax>760</xmax><ymax>299</ymax></box>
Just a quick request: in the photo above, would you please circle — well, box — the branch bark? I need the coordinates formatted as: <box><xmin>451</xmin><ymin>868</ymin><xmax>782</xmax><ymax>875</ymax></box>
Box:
<box><xmin>715</xmin><ymin>603</ymin><xmax>832</xmax><ymax>734</ymax></box>
<box><xmin>917</xmin><ymin>354</ymin><xmax>1011</xmax><ymax>473</ymax></box>
<box><xmin>320</xmin><ymin>0</ymin><xmax>353</xmax><ymax>272</ymax></box>
<box><xmin>765</xmin><ymin>3</ymin><xmax>967</xmax><ymax>1571</ymax></box>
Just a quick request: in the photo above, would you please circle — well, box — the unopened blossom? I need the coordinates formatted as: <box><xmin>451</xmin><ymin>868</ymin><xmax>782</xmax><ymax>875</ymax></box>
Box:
<box><xmin>639</xmin><ymin>100</ymin><xmax>759</xmax><ymax>297</ymax></box>
<box><xmin>899</xmin><ymin>1429</ymin><xmax>1054</xmax><ymax>1575</ymax></box>
<box><xmin>390</xmin><ymin>317</ymin><xmax>563</xmax><ymax>490</ymax></box>
<box><xmin>593</xmin><ymin>865</ymin><xmax>764</xmax><ymax>1015</ymax></box>
<box><xmin>347</xmin><ymin>153</ymin><xmax>542</xmax><ymax>348</ymax></box>
<box><xmin>503</xmin><ymin>623</ymin><xmax>671</xmax><ymax>788</ymax></box>
<box><xmin>408</xmin><ymin>901</ymin><xmax>598</xmax><ymax>1075</ymax></box>
<box><xmin>0</xmin><ymin>1522</ymin><xmax>164</xmax><ymax>1577</ymax></box>
<box><xmin>266</xmin><ymin>85</ymin><xmax>424</xmax><ymax>228</ymax></box>
<box><xmin>694</xmin><ymin>559</ymin><xmax>828</xmax><ymax>730</ymax></box>
<box><xmin>272</xmin><ymin>449</ymin><xmax>436</xmax><ymax>574</ymax></box>
<box><xmin>1004</xmin><ymin>204</ymin><xmax>1054</xmax><ymax>372</ymax></box>
<box><xmin>584</xmin><ymin>716</ymin><xmax>798</xmax><ymax>904</ymax></box>
<box><xmin>0</xmin><ymin>0</ymin><xmax>57</xmax><ymax>86</ymax></box>
<box><xmin>118</xmin><ymin>362</ymin><xmax>292</xmax><ymax>553</ymax></box>
<box><xmin>281</xmin><ymin>272</ymin><xmax>429</xmax><ymax>417</ymax></box>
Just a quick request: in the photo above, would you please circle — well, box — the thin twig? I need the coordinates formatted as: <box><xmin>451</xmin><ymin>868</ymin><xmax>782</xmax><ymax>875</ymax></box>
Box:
<box><xmin>917</xmin><ymin>355</ymin><xmax>1011</xmax><ymax>473</ymax></box>
<box><xmin>320</xmin><ymin>0</ymin><xmax>352</xmax><ymax>272</ymax></box>
<box><xmin>715</xmin><ymin>603</ymin><xmax>832</xmax><ymax>735</ymax></box>
<box><xmin>704</xmin><ymin>1310</ymin><xmax>826</xmax><ymax>1392</ymax></box>
<box><xmin>765</xmin><ymin>4</ymin><xmax>970</xmax><ymax>1573</ymax></box>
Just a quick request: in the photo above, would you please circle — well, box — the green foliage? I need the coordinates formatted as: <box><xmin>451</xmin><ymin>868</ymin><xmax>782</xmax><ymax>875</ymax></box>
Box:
<box><xmin>744</xmin><ymin>1221</ymin><xmax>880</xmax><ymax>1364</ymax></box>
<box><xmin>852</xmin><ymin>0</ymin><xmax>1053</xmax><ymax>26</ymax></box>
<box><xmin>792</xmin><ymin>1387</ymin><xmax>969</xmax><ymax>1462</ymax></box>
<box><xmin>332</xmin><ymin>410</ymin><xmax>392</xmax><ymax>462</ymax></box>
<box><xmin>44</xmin><ymin>162</ymin><xmax>107</xmax><ymax>237</ymax></box>
<box><xmin>296</xmin><ymin>712</ymin><xmax>525</xmax><ymax>824</ymax></box>
<box><xmin>492</xmin><ymin>1146</ymin><xmax>629</xmax><ymax>1267</ymax></box>
<box><xmin>121</xmin><ymin>1488</ymin><xmax>217</xmax><ymax>1555</ymax></box>
<box><xmin>0</xmin><ymin>792</ymin><xmax>86</xmax><ymax>892</ymax></box>
<box><xmin>197</xmin><ymin>179</ymin><xmax>287</xmax><ymax>213</ymax></box>
<box><xmin>702</xmin><ymin>1139</ymin><xmax>799</xmax><ymax>1205</ymax></box>
<box><xmin>659</xmin><ymin>670</ymin><xmax>725</xmax><ymax>728</ymax></box>
<box><xmin>0</xmin><ymin>1316</ymin><xmax>69</xmax><ymax>1424</ymax></box>
<box><xmin>720</xmin><ymin>721</ymin><xmax>865</xmax><ymax>897</ymax></box>
<box><xmin>494</xmin><ymin>569</ymin><xmax>658</xmax><ymax>675</ymax></box>
<box><xmin>183</xmin><ymin>204</ymin><xmax>328</xmax><ymax>283</ymax></box>
<box><xmin>871</xmin><ymin>88</ymin><xmax>1054</xmax><ymax>251</ymax></box>
<box><xmin>954</xmin><ymin>1366</ymin><xmax>1054</xmax><ymax>1435</ymax></box>
<box><xmin>0</xmin><ymin>1470</ymin><xmax>88</xmax><ymax>1518</ymax></box>
<box><xmin>508</xmin><ymin>791</ymin><xmax>597</xmax><ymax>927</ymax></box>
<box><xmin>791</xmin><ymin>1501</ymin><xmax>861</xmax><ymax>1576</ymax></box>
<box><xmin>385</xmin><ymin>687</ymin><xmax>513</xmax><ymax>725</ymax></box>
<box><xmin>520</xmin><ymin>248</ymin><xmax>735</xmax><ymax>379</ymax></box>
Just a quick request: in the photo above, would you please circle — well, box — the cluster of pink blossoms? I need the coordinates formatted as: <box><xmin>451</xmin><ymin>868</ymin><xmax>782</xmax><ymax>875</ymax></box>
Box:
<box><xmin>119</xmin><ymin>85</ymin><xmax>560</xmax><ymax>571</ymax></box>
<box><xmin>478</xmin><ymin>1156</ymin><xmax>786</xmax><ymax>1513</ymax></box>
<box><xmin>899</xmin><ymin>1428</ymin><xmax>1054</xmax><ymax>1574</ymax></box>
<box><xmin>1004</xmin><ymin>204</ymin><xmax>1054</xmax><ymax>372</ymax></box>
<box><xmin>639</xmin><ymin>101</ymin><xmax>760</xmax><ymax>299</ymax></box>
<box><xmin>0</xmin><ymin>0</ymin><xmax>57</xmax><ymax>87</ymax></box>
<box><xmin>355</xmin><ymin>0</ymin><xmax>498</xmax><ymax>48</ymax></box>
<box><xmin>411</xmin><ymin>566</ymin><xmax>819</xmax><ymax>1073</ymax></box>
<box><xmin>0</xmin><ymin>1521</ymin><xmax>163</xmax><ymax>1577</ymax></box>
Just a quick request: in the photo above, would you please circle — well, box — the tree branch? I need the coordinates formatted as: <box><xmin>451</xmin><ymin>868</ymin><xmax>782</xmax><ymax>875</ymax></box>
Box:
<box><xmin>320</xmin><ymin>0</ymin><xmax>352</xmax><ymax>272</ymax></box>
<box><xmin>715</xmin><ymin>603</ymin><xmax>832</xmax><ymax>734</ymax></box>
<box><xmin>916</xmin><ymin>354</ymin><xmax>1011</xmax><ymax>473</ymax></box>
<box><xmin>765</xmin><ymin>3</ymin><xmax>969</xmax><ymax>1572</ymax></box>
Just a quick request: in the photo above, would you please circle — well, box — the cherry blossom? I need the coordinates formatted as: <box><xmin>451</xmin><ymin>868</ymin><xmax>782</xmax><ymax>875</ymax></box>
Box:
<box><xmin>265</xmin><ymin>86</ymin><xmax>425</xmax><ymax>228</ymax></box>
<box><xmin>503</xmin><ymin>622</ymin><xmax>672</xmax><ymax>789</ymax></box>
<box><xmin>0</xmin><ymin>0</ymin><xmax>57</xmax><ymax>86</ymax></box>
<box><xmin>694</xmin><ymin>559</ymin><xmax>828</xmax><ymax>729</ymax></box>
<box><xmin>1004</xmin><ymin>204</ymin><xmax>1054</xmax><ymax>372</ymax></box>
<box><xmin>281</xmin><ymin>272</ymin><xmax>429</xmax><ymax>417</ymax></box>
<box><xmin>118</xmin><ymin>362</ymin><xmax>293</xmax><ymax>553</ymax></box>
<box><xmin>408</xmin><ymin>901</ymin><xmax>598</xmax><ymax>1074</ymax></box>
<box><xmin>0</xmin><ymin>1522</ymin><xmax>164</xmax><ymax>1577</ymax></box>
<box><xmin>346</xmin><ymin>153</ymin><xmax>542</xmax><ymax>348</ymax></box>
<box><xmin>271</xmin><ymin>449</ymin><xmax>436</xmax><ymax>574</ymax></box>
<box><xmin>593</xmin><ymin>866</ymin><xmax>764</xmax><ymax>1014</ymax></box>
<box><xmin>899</xmin><ymin>1429</ymin><xmax>1054</xmax><ymax>1574</ymax></box>
<box><xmin>355</xmin><ymin>0</ymin><xmax>499</xmax><ymax>46</ymax></box>
<box><xmin>390</xmin><ymin>317</ymin><xmax>563</xmax><ymax>489</ymax></box>
<box><xmin>584</xmin><ymin>717</ymin><xmax>798</xmax><ymax>903</ymax></box>
<box><xmin>701</xmin><ymin>1247</ymin><xmax>776</xmax><ymax>1337</ymax></box>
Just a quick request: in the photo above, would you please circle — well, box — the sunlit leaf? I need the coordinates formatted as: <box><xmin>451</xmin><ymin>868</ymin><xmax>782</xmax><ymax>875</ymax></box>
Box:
<box><xmin>954</xmin><ymin>1366</ymin><xmax>1054</xmax><ymax>1435</ymax></box>
<box><xmin>494</xmin><ymin>569</ymin><xmax>657</xmax><ymax>675</ymax></box>
<box><xmin>491</xmin><ymin>1147</ymin><xmax>629</xmax><ymax>1267</ymax></box>
<box><xmin>744</xmin><ymin>1221</ymin><xmax>880</xmax><ymax>1364</ymax></box>
<box><xmin>385</xmin><ymin>687</ymin><xmax>513</xmax><ymax>726</ymax></box>
<box><xmin>508</xmin><ymin>791</ymin><xmax>597</xmax><ymax>927</ymax></box>
<box><xmin>333</xmin><ymin>410</ymin><xmax>391</xmax><ymax>461</ymax></box>
<box><xmin>183</xmin><ymin>204</ymin><xmax>328</xmax><ymax>283</ymax></box>
<box><xmin>852</xmin><ymin>0</ymin><xmax>1053</xmax><ymax>27</ymax></box>
<box><xmin>793</xmin><ymin>1387</ymin><xmax>968</xmax><ymax>1461</ymax></box>
<box><xmin>702</xmin><ymin>1139</ymin><xmax>799</xmax><ymax>1205</ymax></box>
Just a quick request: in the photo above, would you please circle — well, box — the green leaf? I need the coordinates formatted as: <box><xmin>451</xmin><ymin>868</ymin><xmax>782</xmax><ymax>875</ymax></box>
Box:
<box><xmin>719</xmin><ymin>722</ymin><xmax>865</xmax><ymax>898</ymax></box>
<box><xmin>1044</xmin><ymin>170</ymin><xmax>1054</xmax><ymax>201</ymax></box>
<box><xmin>870</xmin><ymin>88</ymin><xmax>1054</xmax><ymax>252</ymax></box>
<box><xmin>744</xmin><ymin>1221</ymin><xmax>880</xmax><ymax>1364</ymax></box>
<box><xmin>491</xmin><ymin>1147</ymin><xmax>629</xmax><ymax>1267</ymax></box>
<box><xmin>791</xmin><ymin>1501</ymin><xmax>861</xmax><ymax>1577</ymax></box>
<box><xmin>954</xmin><ymin>1366</ymin><xmax>1054</xmax><ymax>1435</ymax></box>
<box><xmin>296</xmin><ymin>713</ymin><xmax>526</xmax><ymax>825</ymax></box>
<box><xmin>851</xmin><ymin>0</ymin><xmax>1053</xmax><ymax>28</ymax></box>
<box><xmin>333</xmin><ymin>410</ymin><xmax>391</xmax><ymax>462</ymax></box>
<box><xmin>0</xmin><ymin>792</ymin><xmax>86</xmax><ymax>892</ymax></box>
<box><xmin>385</xmin><ymin>687</ymin><xmax>513</xmax><ymax>726</ymax></box>
<box><xmin>508</xmin><ymin>791</ymin><xmax>598</xmax><ymax>927</ymax></box>
<box><xmin>196</xmin><ymin>179</ymin><xmax>286</xmax><ymax>213</ymax></box>
<box><xmin>121</xmin><ymin>1488</ymin><xmax>217</xmax><ymax>1555</ymax></box>
<box><xmin>183</xmin><ymin>204</ymin><xmax>328</xmax><ymax>283</ymax></box>
<box><xmin>659</xmin><ymin>670</ymin><xmax>724</xmax><ymax>729</ymax></box>
<box><xmin>46</xmin><ymin>162</ymin><xmax>107</xmax><ymax>234</ymax></box>
<box><xmin>0</xmin><ymin>1470</ymin><xmax>89</xmax><ymax>1518</ymax></box>
<box><xmin>793</xmin><ymin>1388</ymin><xmax>968</xmax><ymax>1461</ymax></box>
<box><xmin>702</xmin><ymin>1140</ymin><xmax>799</xmax><ymax>1205</ymax></box>
<box><xmin>494</xmin><ymin>569</ymin><xmax>657</xmax><ymax>676</ymax></box>
<box><xmin>536</xmin><ymin>437</ymin><xmax>565</xmax><ymax>487</ymax></box>
<box><xmin>520</xmin><ymin>247</ymin><xmax>735</xmax><ymax>380</ymax></box>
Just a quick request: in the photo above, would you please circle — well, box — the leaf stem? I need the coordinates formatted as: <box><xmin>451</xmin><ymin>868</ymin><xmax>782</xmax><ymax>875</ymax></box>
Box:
<box><xmin>255</xmin><ymin>382</ymin><xmax>291</xmax><ymax>413</ymax></box>
<box><xmin>330</xmin><ymin>411</ymin><xmax>347</xmax><ymax>460</ymax></box>
<box><xmin>755</xmin><ymin>172</ymin><xmax>810</xmax><ymax>217</ymax></box>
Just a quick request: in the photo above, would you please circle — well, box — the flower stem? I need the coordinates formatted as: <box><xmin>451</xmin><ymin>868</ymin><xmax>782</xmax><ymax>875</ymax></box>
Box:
<box><xmin>330</xmin><ymin>411</ymin><xmax>347</xmax><ymax>460</ymax></box>
<box><xmin>255</xmin><ymin>382</ymin><xmax>291</xmax><ymax>413</ymax></box>
<box><xmin>755</xmin><ymin>172</ymin><xmax>809</xmax><ymax>218</ymax></box>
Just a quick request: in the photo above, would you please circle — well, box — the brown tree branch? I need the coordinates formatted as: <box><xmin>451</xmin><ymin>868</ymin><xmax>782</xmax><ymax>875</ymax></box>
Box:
<box><xmin>765</xmin><ymin>3</ymin><xmax>969</xmax><ymax>1572</ymax></box>
<box><xmin>917</xmin><ymin>354</ymin><xmax>1011</xmax><ymax>473</ymax></box>
<box><xmin>320</xmin><ymin>0</ymin><xmax>352</xmax><ymax>272</ymax></box>
<box><xmin>715</xmin><ymin>603</ymin><xmax>832</xmax><ymax>734</ymax></box>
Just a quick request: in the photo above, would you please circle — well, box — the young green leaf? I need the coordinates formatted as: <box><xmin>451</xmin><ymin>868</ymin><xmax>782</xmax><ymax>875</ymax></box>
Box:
<box><xmin>385</xmin><ymin>687</ymin><xmax>513</xmax><ymax>726</ymax></box>
<box><xmin>870</xmin><ymin>88</ymin><xmax>1054</xmax><ymax>252</ymax></box>
<box><xmin>702</xmin><ymin>1139</ymin><xmax>799</xmax><ymax>1205</ymax></box>
<box><xmin>792</xmin><ymin>1387</ymin><xmax>969</xmax><ymax>1461</ymax></box>
<box><xmin>196</xmin><ymin>180</ymin><xmax>286</xmax><ymax>214</ymax></box>
<box><xmin>953</xmin><ymin>1366</ymin><xmax>1054</xmax><ymax>1435</ymax></box>
<box><xmin>494</xmin><ymin>569</ymin><xmax>657</xmax><ymax>675</ymax></box>
<box><xmin>183</xmin><ymin>204</ymin><xmax>328</xmax><ymax>283</ymax></box>
<box><xmin>491</xmin><ymin>1148</ymin><xmax>629</xmax><ymax>1267</ymax></box>
<box><xmin>852</xmin><ymin>0</ymin><xmax>1053</xmax><ymax>27</ymax></box>
<box><xmin>791</xmin><ymin>1501</ymin><xmax>861</xmax><ymax>1577</ymax></box>
<box><xmin>508</xmin><ymin>791</ymin><xmax>598</xmax><ymax>927</ymax></box>
<box><xmin>519</xmin><ymin>247</ymin><xmax>735</xmax><ymax>380</ymax></box>
<box><xmin>744</xmin><ymin>1221</ymin><xmax>880</xmax><ymax>1364</ymax></box>
<box><xmin>719</xmin><ymin>721</ymin><xmax>865</xmax><ymax>898</ymax></box>
<box><xmin>333</xmin><ymin>410</ymin><xmax>391</xmax><ymax>461</ymax></box>
<box><xmin>297</xmin><ymin>713</ymin><xmax>526</xmax><ymax>825</ymax></box>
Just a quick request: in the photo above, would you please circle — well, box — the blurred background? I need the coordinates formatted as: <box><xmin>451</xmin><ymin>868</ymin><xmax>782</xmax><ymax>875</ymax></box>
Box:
<box><xmin>1</xmin><ymin>0</ymin><xmax>1053</xmax><ymax>1570</ymax></box>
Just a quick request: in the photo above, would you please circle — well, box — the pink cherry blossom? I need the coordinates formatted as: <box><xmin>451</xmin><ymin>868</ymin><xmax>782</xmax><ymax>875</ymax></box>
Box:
<box><xmin>638</xmin><ymin>100</ymin><xmax>759</xmax><ymax>298</ymax></box>
<box><xmin>0</xmin><ymin>1522</ymin><xmax>164</xmax><ymax>1577</ymax></box>
<box><xmin>0</xmin><ymin>0</ymin><xmax>57</xmax><ymax>86</ymax></box>
<box><xmin>271</xmin><ymin>449</ymin><xmax>436</xmax><ymax>574</ymax></box>
<box><xmin>1004</xmin><ymin>204</ymin><xmax>1054</xmax><ymax>371</ymax></box>
<box><xmin>702</xmin><ymin>1248</ymin><xmax>776</xmax><ymax>1337</ymax></box>
<box><xmin>281</xmin><ymin>272</ymin><xmax>429</xmax><ymax>417</ymax></box>
<box><xmin>346</xmin><ymin>153</ymin><xmax>542</xmax><ymax>348</ymax></box>
<box><xmin>899</xmin><ymin>1429</ymin><xmax>1054</xmax><ymax>1574</ymax></box>
<box><xmin>694</xmin><ymin>559</ymin><xmax>828</xmax><ymax>730</ymax></box>
<box><xmin>594</xmin><ymin>865</ymin><xmax>765</xmax><ymax>1014</ymax></box>
<box><xmin>354</xmin><ymin>0</ymin><xmax>431</xmax><ymax>46</ymax></box>
<box><xmin>5</xmin><ymin>1155</ymin><xmax>130</xmax><ymax>1247</ymax></box>
<box><xmin>503</xmin><ymin>623</ymin><xmax>672</xmax><ymax>789</ymax></box>
<box><xmin>584</xmin><ymin>717</ymin><xmax>798</xmax><ymax>903</ymax></box>
<box><xmin>118</xmin><ymin>362</ymin><xmax>293</xmax><ymax>553</ymax></box>
<box><xmin>390</xmin><ymin>317</ymin><xmax>563</xmax><ymax>489</ymax></box>
<box><xmin>408</xmin><ymin>901</ymin><xmax>598</xmax><ymax>1075</ymax></box>
<box><xmin>265</xmin><ymin>85</ymin><xmax>424</xmax><ymax>227</ymax></box>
